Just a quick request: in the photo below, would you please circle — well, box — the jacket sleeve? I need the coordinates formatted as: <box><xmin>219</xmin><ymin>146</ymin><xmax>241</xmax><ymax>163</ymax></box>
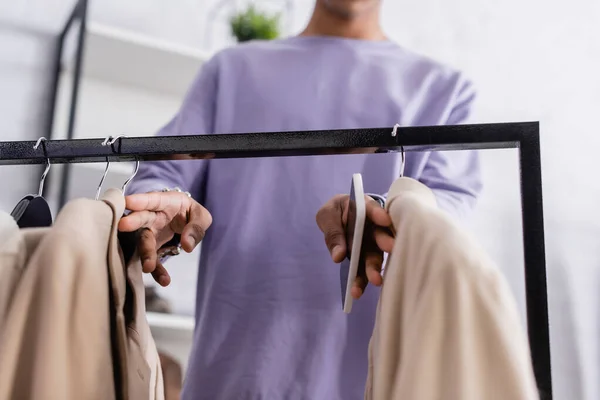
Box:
<box><xmin>125</xmin><ymin>56</ymin><xmax>220</xmax><ymax>202</ymax></box>
<box><xmin>415</xmin><ymin>80</ymin><xmax>482</xmax><ymax>219</ymax></box>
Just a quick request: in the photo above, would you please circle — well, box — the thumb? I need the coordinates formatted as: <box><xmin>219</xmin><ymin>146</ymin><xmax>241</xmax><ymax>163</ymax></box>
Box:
<box><xmin>316</xmin><ymin>195</ymin><xmax>347</xmax><ymax>263</ymax></box>
<box><xmin>181</xmin><ymin>201</ymin><xmax>213</xmax><ymax>252</ymax></box>
<box><xmin>324</xmin><ymin>225</ymin><xmax>346</xmax><ymax>263</ymax></box>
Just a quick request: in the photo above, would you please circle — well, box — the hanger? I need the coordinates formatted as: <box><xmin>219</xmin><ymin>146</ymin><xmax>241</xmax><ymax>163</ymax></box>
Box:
<box><xmin>95</xmin><ymin>136</ymin><xmax>113</xmax><ymax>200</ymax></box>
<box><xmin>108</xmin><ymin>135</ymin><xmax>139</xmax><ymax>193</ymax></box>
<box><xmin>97</xmin><ymin>135</ymin><xmax>141</xmax><ymax>264</ymax></box>
<box><xmin>391</xmin><ymin>123</ymin><xmax>405</xmax><ymax>177</ymax></box>
<box><xmin>96</xmin><ymin>135</ymin><xmax>140</xmax><ymax>199</ymax></box>
<box><xmin>11</xmin><ymin>137</ymin><xmax>53</xmax><ymax>228</ymax></box>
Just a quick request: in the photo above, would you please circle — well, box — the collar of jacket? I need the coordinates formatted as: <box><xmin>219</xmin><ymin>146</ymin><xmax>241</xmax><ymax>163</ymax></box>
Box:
<box><xmin>0</xmin><ymin>212</ymin><xmax>18</xmax><ymax>247</ymax></box>
<box><xmin>385</xmin><ymin>177</ymin><xmax>437</xmax><ymax>213</ymax></box>
<box><xmin>101</xmin><ymin>188</ymin><xmax>126</xmax><ymax>217</ymax></box>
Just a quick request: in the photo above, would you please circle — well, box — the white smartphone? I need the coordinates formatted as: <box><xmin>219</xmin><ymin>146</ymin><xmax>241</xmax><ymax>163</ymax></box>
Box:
<box><xmin>339</xmin><ymin>173</ymin><xmax>366</xmax><ymax>314</ymax></box>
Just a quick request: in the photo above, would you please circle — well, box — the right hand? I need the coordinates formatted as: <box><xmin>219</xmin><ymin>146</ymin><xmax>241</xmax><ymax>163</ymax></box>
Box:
<box><xmin>316</xmin><ymin>194</ymin><xmax>394</xmax><ymax>299</ymax></box>
<box><xmin>118</xmin><ymin>191</ymin><xmax>213</xmax><ymax>286</ymax></box>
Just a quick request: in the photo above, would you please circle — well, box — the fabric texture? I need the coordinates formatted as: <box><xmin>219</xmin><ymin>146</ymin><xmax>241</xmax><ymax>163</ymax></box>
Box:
<box><xmin>126</xmin><ymin>35</ymin><xmax>483</xmax><ymax>399</ymax></box>
<box><xmin>103</xmin><ymin>189</ymin><xmax>165</xmax><ymax>400</ymax></box>
<box><xmin>365</xmin><ymin>177</ymin><xmax>539</xmax><ymax>400</ymax></box>
<box><xmin>0</xmin><ymin>212</ymin><xmax>45</xmax><ymax>335</ymax></box>
<box><xmin>0</xmin><ymin>189</ymin><xmax>163</xmax><ymax>400</ymax></box>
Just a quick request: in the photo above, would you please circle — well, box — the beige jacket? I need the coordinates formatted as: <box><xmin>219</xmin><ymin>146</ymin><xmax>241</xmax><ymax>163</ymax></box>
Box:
<box><xmin>365</xmin><ymin>177</ymin><xmax>539</xmax><ymax>400</ymax></box>
<box><xmin>0</xmin><ymin>211</ymin><xmax>45</xmax><ymax>335</ymax></box>
<box><xmin>0</xmin><ymin>189</ymin><xmax>163</xmax><ymax>400</ymax></box>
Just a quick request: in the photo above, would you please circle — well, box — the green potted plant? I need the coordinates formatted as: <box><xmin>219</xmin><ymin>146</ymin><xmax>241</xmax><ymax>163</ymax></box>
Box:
<box><xmin>229</xmin><ymin>5</ymin><xmax>280</xmax><ymax>43</ymax></box>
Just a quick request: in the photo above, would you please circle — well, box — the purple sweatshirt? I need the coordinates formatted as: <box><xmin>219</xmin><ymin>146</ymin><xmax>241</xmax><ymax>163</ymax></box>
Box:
<box><xmin>127</xmin><ymin>36</ymin><xmax>482</xmax><ymax>400</ymax></box>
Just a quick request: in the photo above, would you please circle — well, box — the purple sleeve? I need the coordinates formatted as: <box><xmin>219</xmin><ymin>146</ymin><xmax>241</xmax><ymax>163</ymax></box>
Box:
<box><xmin>376</xmin><ymin>81</ymin><xmax>482</xmax><ymax>218</ymax></box>
<box><xmin>125</xmin><ymin>57</ymin><xmax>219</xmax><ymax>201</ymax></box>
<box><xmin>418</xmin><ymin>81</ymin><xmax>483</xmax><ymax>219</ymax></box>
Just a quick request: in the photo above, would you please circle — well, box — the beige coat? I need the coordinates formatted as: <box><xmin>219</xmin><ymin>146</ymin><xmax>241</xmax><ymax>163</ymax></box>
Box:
<box><xmin>0</xmin><ymin>189</ymin><xmax>163</xmax><ymax>400</ymax></box>
<box><xmin>365</xmin><ymin>177</ymin><xmax>539</xmax><ymax>400</ymax></box>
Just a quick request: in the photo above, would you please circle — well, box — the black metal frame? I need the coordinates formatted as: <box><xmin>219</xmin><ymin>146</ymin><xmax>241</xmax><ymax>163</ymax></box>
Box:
<box><xmin>44</xmin><ymin>0</ymin><xmax>88</xmax><ymax>203</ymax></box>
<box><xmin>37</xmin><ymin>2</ymin><xmax>552</xmax><ymax>392</ymax></box>
<box><xmin>0</xmin><ymin>121</ymin><xmax>551</xmax><ymax>397</ymax></box>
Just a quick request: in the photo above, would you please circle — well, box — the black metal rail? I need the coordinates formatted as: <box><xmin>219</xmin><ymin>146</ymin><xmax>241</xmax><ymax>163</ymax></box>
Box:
<box><xmin>44</xmin><ymin>0</ymin><xmax>89</xmax><ymax>203</ymax></box>
<box><xmin>0</xmin><ymin>121</ymin><xmax>551</xmax><ymax>398</ymax></box>
<box><xmin>3</xmin><ymin>122</ymin><xmax>521</xmax><ymax>164</ymax></box>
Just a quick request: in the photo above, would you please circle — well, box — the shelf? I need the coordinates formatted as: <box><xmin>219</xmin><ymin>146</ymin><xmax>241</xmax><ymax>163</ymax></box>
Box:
<box><xmin>67</xmin><ymin>22</ymin><xmax>210</xmax><ymax>96</ymax></box>
<box><xmin>146</xmin><ymin>311</ymin><xmax>194</xmax><ymax>333</ymax></box>
<box><xmin>147</xmin><ymin>311</ymin><xmax>195</xmax><ymax>373</ymax></box>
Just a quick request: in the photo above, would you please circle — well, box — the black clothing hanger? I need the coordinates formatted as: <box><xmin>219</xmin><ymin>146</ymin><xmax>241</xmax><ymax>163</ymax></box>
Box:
<box><xmin>11</xmin><ymin>138</ymin><xmax>53</xmax><ymax>228</ymax></box>
<box><xmin>11</xmin><ymin>195</ymin><xmax>53</xmax><ymax>228</ymax></box>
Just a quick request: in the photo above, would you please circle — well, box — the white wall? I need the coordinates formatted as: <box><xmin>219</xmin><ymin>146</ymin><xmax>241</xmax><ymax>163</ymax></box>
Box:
<box><xmin>0</xmin><ymin>27</ymin><xmax>54</xmax><ymax>213</ymax></box>
<box><xmin>46</xmin><ymin>72</ymin><xmax>202</xmax><ymax>317</ymax></box>
<box><xmin>375</xmin><ymin>2</ymin><xmax>600</xmax><ymax>400</ymax></box>
<box><xmin>1</xmin><ymin>0</ymin><xmax>599</xmax><ymax>399</ymax></box>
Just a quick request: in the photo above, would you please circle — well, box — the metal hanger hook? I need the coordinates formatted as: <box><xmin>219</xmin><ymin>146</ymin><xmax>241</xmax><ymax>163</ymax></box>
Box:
<box><xmin>391</xmin><ymin>124</ymin><xmax>405</xmax><ymax>177</ymax></box>
<box><xmin>105</xmin><ymin>135</ymin><xmax>139</xmax><ymax>193</ymax></box>
<box><xmin>96</xmin><ymin>136</ymin><xmax>113</xmax><ymax>200</ymax></box>
<box><xmin>122</xmin><ymin>158</ymin><xmax>140</xmax><ymax>193</ymax></box>
<box><xmin>33</xmin><ymin>137</ymin><xmax>50</xmax><ymax>196</ymax></box>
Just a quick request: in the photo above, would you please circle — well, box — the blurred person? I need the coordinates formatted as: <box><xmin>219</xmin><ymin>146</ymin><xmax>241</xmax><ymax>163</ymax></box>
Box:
<box><xmin>119</xmin><ymin>0</ymin><xmax>482</xmax><ymax>398</ymax></box>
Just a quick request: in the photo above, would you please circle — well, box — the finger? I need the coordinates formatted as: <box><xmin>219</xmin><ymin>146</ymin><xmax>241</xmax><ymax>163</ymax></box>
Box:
<box><xmin>169</xmin><ymin>195</ymin><xmax>197</xmax><ymax>235</ymax></box>
<box><xmin>138</xmin><ymin>228</ymin><xmax>158</xmax><ymax>273</ymax></box>
<box><xmin>151</xmin><ymin>263</ymin><xmax>171</xmax><ymax>287</ymax></box>
<box><xmin>374</xmin><ymin>227</ymin><xmax>395</xmax><ymax>253</ymax></box>
<box><xmin>155</xmin><ymin>231</ymin><xmax>176</xmax><ymax>250</ymax></box>
<box><xmin>315</xmin><ymin>195</ymin><xmax>347</xmax><ymax>262</ymax></box>
<box><xmin>365</xmin><ymin>252</ymin><xmax>383</xmax><ymax>286</ymax></box>
<box><xmin>365</xmin><ymin>197</ymin><xmax>392</xmax><ymax>227</ymax></box>
<box><xmin>118</xmin><ymin>210</ymin><xmax>166</xmax><ymax>232</ymax></box>
<box><xmin>125</xmin><ymin>192</ymin><xmax>174</xmax><ymax>212</ymax></box>
<box><xmin>168</xmin><ymin>209</ymin><xmax>189</xmax><ymax>235</ymax></box>
<box><xmin>181</xmin><ymin>202</ymin><xmax>213</xmax><ymax>252</ymax></box>
<box><xmin>351</xmin><ymin>275</ymin><xmax>368</xmax><ymax>299</ymax></box>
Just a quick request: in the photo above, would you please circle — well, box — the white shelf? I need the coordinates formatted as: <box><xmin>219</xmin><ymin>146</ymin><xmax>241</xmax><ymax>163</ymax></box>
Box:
<box><xmin>68</xmin><ymin>22</ymin><xmax>210</xmax><ymax>96</ymax></box>
<box><xmin>147</xmin><ymin>311</ymin><xmax>194</xmax><ymax>333</ymax></box>
<box><xmin>147</xmin><ymin>312</ymin><xmax>195</xmax><ymax>374</ymax></box>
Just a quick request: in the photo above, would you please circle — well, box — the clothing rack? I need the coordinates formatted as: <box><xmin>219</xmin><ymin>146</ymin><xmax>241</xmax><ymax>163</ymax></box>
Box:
<box><xmin>0</xmin><ymin>121</ymin><xmax>552</xmax><ymax>398</ymax></box>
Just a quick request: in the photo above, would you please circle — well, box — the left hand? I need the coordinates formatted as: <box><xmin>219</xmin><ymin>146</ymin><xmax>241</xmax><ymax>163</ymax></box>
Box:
<box><xmin>118</xmin><ymin>191</ymin><xmax>213</xmax><ymax>286</ymax></box>
<box><xmin>316</xmin><ymin>194</ymin><xmax>395</xmax><ymax>299</ymax></box>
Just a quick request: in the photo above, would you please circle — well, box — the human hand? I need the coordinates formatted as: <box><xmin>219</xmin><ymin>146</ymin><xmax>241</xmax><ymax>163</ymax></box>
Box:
<box><xmin>316</xmin><ymin>195</ymin><xmax>394</xmax><ymax>299</ymax></box>
<box><xmin>118</xmin><ymin>191</ymin><xmax>213</xmax><ymax>287</ymax></box>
